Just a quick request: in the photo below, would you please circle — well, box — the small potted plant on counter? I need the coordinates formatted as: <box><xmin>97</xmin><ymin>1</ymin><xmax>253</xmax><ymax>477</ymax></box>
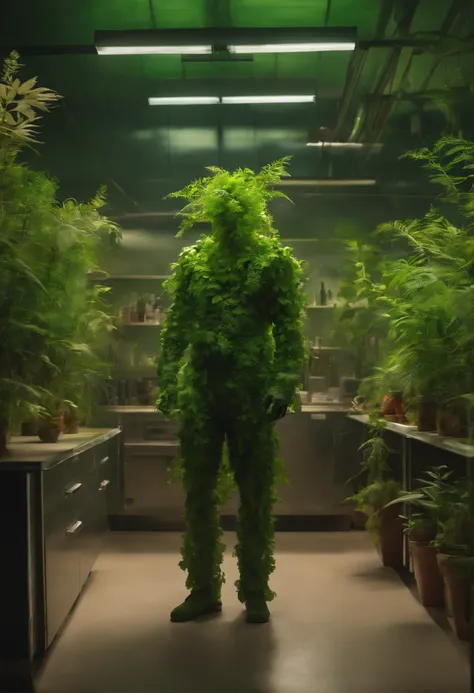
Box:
<box><xmin>347</xmin><ymin>415</ymin><xmax>403</xmax><ymax>568</ymax></box>
<box><xmin>384</xmin><ymin>466</ymin><xmax>450</xmax><ymax>607</ymax></box>
<box><xmin>37</xmin><ymin>396</ymin><xmax>66</xmax><ymax>443</ymax></box>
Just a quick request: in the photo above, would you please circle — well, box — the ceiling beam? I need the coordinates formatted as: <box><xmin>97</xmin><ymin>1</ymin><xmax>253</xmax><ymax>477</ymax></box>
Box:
<box><xmin>1</xmin><ymin>37</ymin><xmax>454</xmax><ymax>57</ymax></box>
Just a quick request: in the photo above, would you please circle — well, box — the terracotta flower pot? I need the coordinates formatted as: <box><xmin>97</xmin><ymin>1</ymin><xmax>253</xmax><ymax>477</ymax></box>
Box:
<box><xmin>437</xmin><ymin>553</ymin><xmax>470</xmax><ymax>641</ymax></box>
<box><xmin>382</xmin><ymin>393</ymin><xmax>405</xmax><ymax>423</ymax></box>
<box><xmin>37</xmin><ymin>421</ymin><xmax>62</xmax><ymax>444</ymax></box>
<box><xmin>417</xmin><ymin>401</ymin><xmax>437</xmax><ymax>432</ymax></box>
<box><xmin>437</xmin><ymin>407</ymin><xmax>461</xmax><ymax>438</ymax></box>
<box><xmin>409</xmin><ymin>541</ymin><xmax>444</xmax><ymax>607</ymax></box>
<box><xmin>377</xmin><ymin>508</ymin><xmax>404</xmax><ymax>569</ymax></box>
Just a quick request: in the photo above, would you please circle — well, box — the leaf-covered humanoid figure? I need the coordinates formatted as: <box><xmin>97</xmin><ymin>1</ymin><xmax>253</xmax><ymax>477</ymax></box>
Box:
<box><xmin>157</xmin><ymin>159</ymin><xmax>306</xmax><ymax>623</ymax></box>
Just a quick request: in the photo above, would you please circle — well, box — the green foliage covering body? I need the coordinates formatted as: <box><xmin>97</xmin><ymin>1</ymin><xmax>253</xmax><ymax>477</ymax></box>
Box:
<box><xmin>157</xmin><ymin>161</ymin><xmax>306</xmax><ymax>602</ymax></box>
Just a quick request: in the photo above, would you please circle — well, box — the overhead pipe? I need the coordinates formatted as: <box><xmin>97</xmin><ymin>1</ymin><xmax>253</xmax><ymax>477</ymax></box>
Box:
<box><xmin>359</xmin><ymin>0</ymin><xmax>466</xmax><ymax>146</ymax></box>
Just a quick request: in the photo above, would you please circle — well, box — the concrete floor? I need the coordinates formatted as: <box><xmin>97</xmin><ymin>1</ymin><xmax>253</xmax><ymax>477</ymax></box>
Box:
<box><xmin>36</xmin><ymin>531</ymin><xmax>470</xmax><ymax>693</ymax></box>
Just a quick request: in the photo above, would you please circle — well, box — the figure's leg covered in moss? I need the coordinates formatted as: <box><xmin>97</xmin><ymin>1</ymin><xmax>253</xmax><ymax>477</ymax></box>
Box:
<box><xmin>228</xmin><ymin>416</ymin><xmax>277</xmax><ymax>604</ymax></box>
<box><xmin>179</xmin><ymin>415</ymin><xmax>226</xmax><ymax>600</ymax></box>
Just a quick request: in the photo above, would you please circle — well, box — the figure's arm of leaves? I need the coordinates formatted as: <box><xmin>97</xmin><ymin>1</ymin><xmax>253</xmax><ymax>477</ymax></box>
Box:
<box><xmin>156</xmin><ymin>249</ymin><xmax>194</xmax><ymax>414</ymax></box>
<box><xmin>269</xmin><ymin>249</ymin><xmax>307</xmax><ymax>403</ymax></box>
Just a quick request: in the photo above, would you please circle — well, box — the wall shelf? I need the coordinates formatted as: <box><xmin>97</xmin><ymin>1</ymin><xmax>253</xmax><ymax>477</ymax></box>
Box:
<box><xmin>120</xmin><ymin>323</ymin><xmax>162</xmax><ymax>327</ymax></box>
<box><xmin>88</xmin><ymin>274</ymin><xmax>170</xmax><ymax>281</ymax></box>
<box><xmin>310</xmin><ymin>346</ymin><xmax>347</xmax><ymax>352</ymax></box>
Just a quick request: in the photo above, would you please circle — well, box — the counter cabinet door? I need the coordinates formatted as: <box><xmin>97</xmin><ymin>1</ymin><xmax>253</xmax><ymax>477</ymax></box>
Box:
<box><xmin>120</xmin><ymin>414</ymin><xmax>178</xmax><ymax>443</ymax></box>
<box><xmin>43</xmin><ymin>500</ymin><xmax>81</xmax><ymax>647</ymax></box>
<box><xmin>275</xmin><ymin>413</ymin><xmax>345</xmax><ymax>515</ymax></box>
<box><xmin>124</xmin><ymin>446</ymin><xmax>184</xmax><ymax>517</ymax></box>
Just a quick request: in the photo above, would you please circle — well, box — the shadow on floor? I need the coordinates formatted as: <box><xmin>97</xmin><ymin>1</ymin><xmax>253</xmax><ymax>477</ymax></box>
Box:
<box><xmin>37</xmin><ymin>610</ymin><xmax>278</xmax><ymax>693</ymax></box>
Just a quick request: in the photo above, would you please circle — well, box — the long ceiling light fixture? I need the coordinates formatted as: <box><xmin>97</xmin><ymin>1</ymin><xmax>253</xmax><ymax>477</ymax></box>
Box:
<box><xmin>148</xmin><ymin>96</ymin><xmax>220</xmax><ymax>105</ymax></box>
<box><xmin>221</xmin><ymin>95</ymin><xmax>315</xmax><ymax>104</ymax></box>
<box><xmin>95</xmin><ymin>28</ymin><xmax>356</xmax><ymax>57</ymax></box>
<box><xmin>228</xmin><ymin>42</ymin><xmax>355</xmax><ymax>54</ymax></box>
<box><xmin>278</xmin><ymin>179</ymin><xmax>377</xmax><ymax>187</ymax></box>
<box><xmin>97</xmin><ymin>45</ymin><xmax>212</xmax><ymax>55</ymax></box>
<box><xmin>148</xmin><ymin>95</ymin><xmax>315</xmax><ymax>106</ymax></box>
<box><xmin>306</xmin><ymin>142</ymin><xmax>379</xmax><ymax>149</ymax></box>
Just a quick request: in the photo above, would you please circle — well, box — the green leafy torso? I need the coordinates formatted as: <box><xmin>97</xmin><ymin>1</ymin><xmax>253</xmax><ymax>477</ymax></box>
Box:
<box><xmin>183</xmin><ymin>236</ymin><xmax>277</xmax><ymax>363</ymax></box>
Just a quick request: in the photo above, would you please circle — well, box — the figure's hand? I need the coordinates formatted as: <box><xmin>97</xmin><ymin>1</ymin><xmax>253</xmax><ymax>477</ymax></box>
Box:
<box><xmin>265</xmin><ymin>396</ymin><xmax>289</xmax><ymax>421</ymax></box>
<box><xmin>157</xmin><ymin>389</ymin><xmax>178</xmax><ymax>418</ymax></box>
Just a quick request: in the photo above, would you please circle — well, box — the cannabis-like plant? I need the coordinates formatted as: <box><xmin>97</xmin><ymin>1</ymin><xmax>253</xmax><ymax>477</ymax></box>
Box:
<box><xmin>0</xmin><ymin>51</ymin><xmax>61</xmax><ymax>161</ymax></box>
<box><xmin>339</xmin><ymin>137</ymin><xmax>474</xmax><ymax>413</ymax></box>
<box><xmin>0</xmin><ymin>52</ymin><xmax>119</xmax><ymax>440</ymax></box>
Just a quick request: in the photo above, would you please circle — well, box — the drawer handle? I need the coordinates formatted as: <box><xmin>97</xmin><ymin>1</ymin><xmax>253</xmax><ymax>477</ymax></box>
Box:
<box><xmin>100</xmin><ymin>456</ymin><xmax>110</xmax><ymax>465</ymax></box>
<box><xmin>66</xmin><ymin>520</ymin><xmax>83</xmax><ymax>535</ymax></box>
<box><xmin>99</xmin><ymin>479</ymin><xmax>111</xmax><ymax>491</ymax></box>
<box><xmin>65</xmin><ymin>482</ymin><xmax>83</xmax><ymax>495</ymax></box>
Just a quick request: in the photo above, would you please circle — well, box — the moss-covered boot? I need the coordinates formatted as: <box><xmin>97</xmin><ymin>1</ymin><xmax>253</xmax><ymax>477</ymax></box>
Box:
<box><xmin>245</xmin><ymin>593</ymin><xmax>270</xmax><ymax>623</ymax></box>
<box><xmin>170</xmin><ymin>589</ymin><xmax>222</xmax><ymax>623</ymax></box>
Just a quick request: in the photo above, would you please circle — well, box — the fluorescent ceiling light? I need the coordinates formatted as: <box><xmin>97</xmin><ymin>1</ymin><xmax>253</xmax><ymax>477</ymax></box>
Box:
<box><xmin>221</xmin><ymin>95</ymin><xmax>315</xmax><ymax>104</ymax></box>
<box><xmin>148</xmin><ymin>95</ymin><xmax>315</xmax><ymax>106</ymax></box>
<box><xmin>97</xmin><ymin>45</ymin><xmax>212</xmax><ymax>55</ymax></box>
<box><xmin>148</xmin><ymin>96</ymin><xmax>220</xmax><ymax>105</ymax></box>
<box><xmin>307</xmin><ymin>142</ymin><xmax>363</xmax><ymax>149</ymax></box>
<box><xmin>306</xmin><ymin>142</ymin><xmax>383</xmax><ymax>151</ymax></box>
<box><xmin>278</xmin><ymin>179</ymin><xmax>376</xmax><ymax>187</ymax></box>
<box><xmin>228</xmin><ymin>42</ymin><xmax>355</xmax><ymax>54</ymax></box>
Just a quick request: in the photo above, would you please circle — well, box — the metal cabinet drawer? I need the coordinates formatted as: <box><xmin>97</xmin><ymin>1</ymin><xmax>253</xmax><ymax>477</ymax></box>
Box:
<box><xmin>95</xmin><ymin>435</ymin><xmax>122</xmax><ymax>515</ymax></box>
<box><xmin>43</xmin><ymin>449</ymin><xmax>94</xmax><ymax>520</ymax></box>
<box><xmin>124</xmin><ymin>445</ymin><xmax>183</xmax><ymax>513</ymax></box>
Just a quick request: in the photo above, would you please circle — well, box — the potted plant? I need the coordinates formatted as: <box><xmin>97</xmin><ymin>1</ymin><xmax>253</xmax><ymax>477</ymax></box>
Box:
<box><xmin>347</xmin><ymin>415</ymin><xmax>403</xmax><ymax>568</ymax></box>
<box><xmin>384</xmin><ymin>466</ymin><xmax>450</xmax><ymax>607</ymax></box>
<box><xmin>37</xmin><ymin>412</ymin><xmax>64</xmax><ymax>443</ymax></box>
<box><xmin>434</xmin><ymin>477</ymin><xmax>470</xmax><ymax>641</ymax></box>
<box><xmin>350</xmin><ymin>479</ymin><xmax>403</xmax><ymax>568</ymax></box>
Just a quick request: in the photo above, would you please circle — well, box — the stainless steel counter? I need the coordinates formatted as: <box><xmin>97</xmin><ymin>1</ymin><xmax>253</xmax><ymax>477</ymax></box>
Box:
<box><xmin>0</xmin><ymin>428</ymin><xmax>121</xmax><ymax>471</ymax></box>
<box><xmin>99</xmin><ymin>405</ymin><xmax>355</xmax><ymax>530</ymax></box>
<box><xmin>349</xmin><ymin>414</ymin><xmax>474</xmax><ymax>458</ymax></box>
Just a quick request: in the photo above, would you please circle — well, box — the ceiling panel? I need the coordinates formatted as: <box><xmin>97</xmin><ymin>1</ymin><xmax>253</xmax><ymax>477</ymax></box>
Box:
<box><xmin>230</xmin><ymin>0</ymin><xmax>327</xmax><ymax>27</ymax></box>
<box><xmin>3</xmin><ymin>0</ymin><xmax>473</xmax><ymax>219</ymax></box>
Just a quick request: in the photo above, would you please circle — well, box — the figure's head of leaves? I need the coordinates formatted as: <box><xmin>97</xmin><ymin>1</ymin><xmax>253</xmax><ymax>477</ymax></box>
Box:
<box><xmin>166</xmin><ymin>158</ymin><xmax>292</xmax><ymax>237</ymax></box>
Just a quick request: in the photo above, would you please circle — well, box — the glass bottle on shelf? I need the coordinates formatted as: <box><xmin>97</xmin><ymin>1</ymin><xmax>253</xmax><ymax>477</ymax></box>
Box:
<box><xmin>154</xmin><ymin>297</ymin><xmax>161</xmax><ymax>324</ymax></box>
<box><xmin>137</xmin><ymin>295</ymin><xmax>146</xmax><ymax>323</ymax></box>
<box><xmin>146</xmin><ymin>294</ymin><xmax>155</xmax><ymax>323</ymax></box>
<box><xmin>319</xmin><ymin>282</ymin><xmax>327</xmax><ymax>306</ymax></box>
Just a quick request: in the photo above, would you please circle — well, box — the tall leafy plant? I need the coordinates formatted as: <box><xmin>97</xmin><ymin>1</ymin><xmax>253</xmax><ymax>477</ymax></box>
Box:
<box><xmin>334</xmin><ymin>241</ymin><xmax>390</xmax><ymax>379</ymax></box>
<box><xmin>341</xmin><ymin>137</ymin><xmax>474</xmax><ymax>419</ymax></box>
<box><xmin>0</xmin><ymin>52</ymin><xmax>119</xmax><ymax>443</ymax></box>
